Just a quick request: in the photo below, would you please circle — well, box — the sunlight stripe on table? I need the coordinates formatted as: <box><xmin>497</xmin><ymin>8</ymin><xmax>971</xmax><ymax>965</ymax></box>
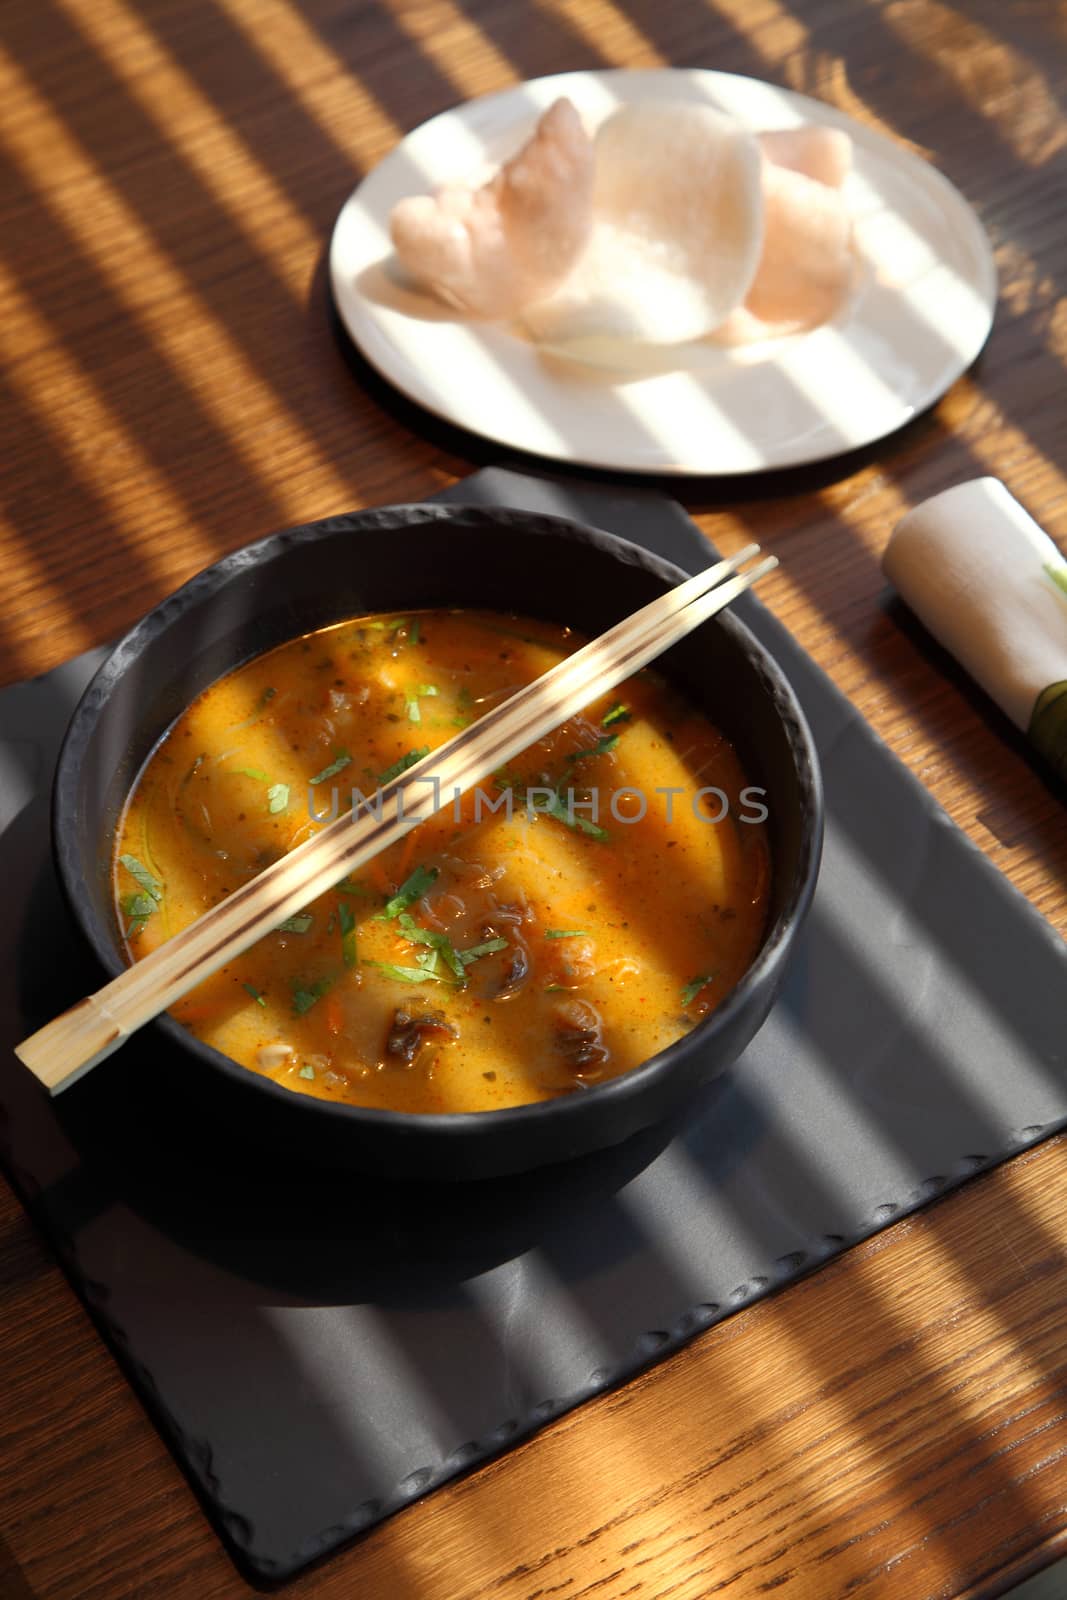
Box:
<box><xmin>940</xmin><ymin>376</ymin><xmax>1067</xmax><ymax>516</ymax></box>
<box><xmin>0</xmin><ymin>45</ymin><xmax>355</xmax><ymax>519</ymax></box>
<box><xmin>534</xmin><ymin>0</ymin><xmax>666</xmax><ymax>68</ymax></box>
<box><xmin>385</xmin><ymin>0</ymin><xmax>519</xmax><ymax>98</ymax></box>
<box><xmin>1045</xmin><ymin>300</ymin><xmax>1067</xmax><ymax>369</ymax></box>
<box><xmin>878</xmin><ymin>0</ymin><xmax>1067</xmax><ymax>169</ymax></box>
<box><xmin>215</xmin><ymin>0</ymin><xmax>403</xmax><ymax>170</ymax></box>
<box><xmin>863</xmin><ymin>0</ymin><xmax>1067</xmax><ymax>391</ymax></box>
<box><xmin>0</xmin><ymin>260</ymin><xmax>216</xmax><ymax>572</ymax></box>
<box><xmin>55</xmin><ymin>0</ymin><xmax>322</xmax><ymax>302</ymax></box>
<box><xmin>704</xmin><ymin>0</ymin><xmax>808</xmax><ymax>64</ymax></box>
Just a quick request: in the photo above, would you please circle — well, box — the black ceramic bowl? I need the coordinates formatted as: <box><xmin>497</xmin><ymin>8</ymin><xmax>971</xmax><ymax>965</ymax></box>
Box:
<box><xmin>53</xmin><ymin>505</ymin><xmax>822</xmax><ymax>1180</ymax></box>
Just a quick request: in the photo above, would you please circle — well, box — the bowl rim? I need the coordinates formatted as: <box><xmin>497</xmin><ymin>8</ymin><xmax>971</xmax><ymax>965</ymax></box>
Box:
<box><xmin>53</xmin><ymin>502</ymin><xmax>824</xmax><ymax>1134</ymax></box>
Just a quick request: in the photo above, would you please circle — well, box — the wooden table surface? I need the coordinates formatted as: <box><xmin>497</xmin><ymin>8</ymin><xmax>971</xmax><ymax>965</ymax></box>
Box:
<box><xmin>3</xmin><ymin>1</ymin><xmax>1067</xmax><ymax>1596</ymax></box>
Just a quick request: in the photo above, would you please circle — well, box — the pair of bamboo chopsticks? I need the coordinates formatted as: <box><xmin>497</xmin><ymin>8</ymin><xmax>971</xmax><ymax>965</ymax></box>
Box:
<box><xmin>16</xmin><ymin>546</ymin><xmax>776</xmax><ymax>1094</ymax></box>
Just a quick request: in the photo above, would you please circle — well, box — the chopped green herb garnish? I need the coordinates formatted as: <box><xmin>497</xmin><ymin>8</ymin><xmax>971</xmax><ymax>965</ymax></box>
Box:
<box><xmin>298</xmin><ymin>1063</ymin><xmax>316</xmax><ymax>1079</ymax></box>
<box><xmin>336</xmin><ymin>877</ymin><xmax>370</xmax><ymax>896</ymax></box>
<box><xmin>310</xmin><ymin>750</ymin><xmax>352</xmax><ymax>785</ymax></box>
<box><xmin>375</xmin><ymin>863</ymin><xmax>439</xmax><ymax>920</ymax></box>
<box><xmin>681</xmin><ymin>975</ymin><xmax>715</xmax><ymax>1007</ymax></box>
<box><xmin>243</xmin><ymin>982</ymin><xmax>266</xmax><ymax>1007</ymax></box>
<box><xmin>602</xmin><ymin>703</ymin><xmax>631</xmax><ymax>727</ymax></box>
<box><xmin>258</xmin><ymin>686</ymin><xmax>277</xmax><ymax>708</ymax></box>
<box><xmin>227</xmin><ymin>768</ymin><xmax>288</xmax><ymax>812</ymax></box>
<box><xmin>545</xmin><ymin>929</ymin><xmax>589</xmax><ymax>939</ymax></box>
<box><xmin>535</xmin><ymin>791</ymin><xmax>610</xmax><ymax>842</ymax></box>
<box><xmin>1045</xmin><ymin>563</ymin><xmax>1067</xmax><ymax>598</ymax></box>
<box><xmin>292</xmin><ymin>976</ymin><xmax>333</xmax><ymax>1015</ymax></box>
<box><xmin>365</xmin><ymin>959</ymin><xmax>439</xmax><ymax>985</ymax></box>
<box><xmin>120</xmin><ymin>890</ymin><xmax>156</xmax><ymax>936</ymax></box>
<box><xmin>397</xmin><ymin>912</ymin><xmax>466</xmax><ymax>980</ymax></box>
<box><xmin>404</xmin><ymin>684</ymin><xmax>438</xmax><ymax>724</ymax></box>
<box><xmin>119</xmin><ymin>854</ymin><xmax>162</xmax><ymax>902</ymax></box>
<box><xmin>388</xmin><ymin>617</ymin><xmax>409</xmax><ymax>636</ymax></box>
<box><xmin>121</xmin><ymin>891</ymin><xmax>156</xmax><ymax>919</ymax></box>
<box><xmin>339</xmin><ymin>900</ymin><xmax>358</xmax><ymax>968</ymax></box>
<box><xmin>458</xmin><ymin>937</ymin><xmax>509</xmax><ymax>964</ymax></box>
<box><xmin>408</xmin><ymin>618</ymin><xmax>421</xmax><ymax>645</ymax></box>
<box><xmin>378</xmin><ymin>746</ymin><xmax>429</xmax><ymax>785</ymax></box>
<box><xmin>565</xmin><ymin>734</ymin><xmax>619</xmax><ymax>766</ymax></box>
<box><xmin>276</xmin><ymin>913</ymin><xmax>313</xmax><ymax>934</ymax></box>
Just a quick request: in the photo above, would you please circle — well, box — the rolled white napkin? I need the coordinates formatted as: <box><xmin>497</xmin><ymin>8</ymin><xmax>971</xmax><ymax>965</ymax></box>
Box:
<box><xmin>883</xmin><ymin>477</ymin><xmax>1067</xmax><ymax>773</ymax></box>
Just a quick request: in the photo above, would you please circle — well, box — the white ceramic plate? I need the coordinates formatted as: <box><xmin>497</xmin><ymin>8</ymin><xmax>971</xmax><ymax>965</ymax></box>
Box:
<box><xmin>329</xmin><ymin>68</ymin><xmax>996</xmax><ymax>476</ymax></box>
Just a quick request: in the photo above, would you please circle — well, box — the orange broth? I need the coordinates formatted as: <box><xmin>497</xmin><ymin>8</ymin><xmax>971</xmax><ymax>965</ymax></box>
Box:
<box><xmin>114</xmin><ymin>609</ymin><xmax>770</xmax><ymax>1112</ymax></box>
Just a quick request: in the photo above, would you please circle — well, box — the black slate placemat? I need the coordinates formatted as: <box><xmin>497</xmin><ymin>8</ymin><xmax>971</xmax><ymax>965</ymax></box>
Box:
<box><xmin>2</xmin><ymin>469</ymin><xmax>1066</xmax><ymax>1583</ymax></box>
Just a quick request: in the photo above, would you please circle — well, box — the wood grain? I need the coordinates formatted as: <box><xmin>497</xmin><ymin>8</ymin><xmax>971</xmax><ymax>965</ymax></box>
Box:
<box><xmin>2</xmin><ymin>0</ymin><xmax>1067</xmax><ymax>1596</ymax></box>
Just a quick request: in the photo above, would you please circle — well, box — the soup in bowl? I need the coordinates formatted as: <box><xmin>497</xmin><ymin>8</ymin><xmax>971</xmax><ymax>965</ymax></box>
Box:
<box><xmin>114</xmin><ymin>607</ymin><xmax>771</xmax><ymax>1114</ymax></box>
<box><xmin>54</xmin><ymin>506</ymin><xmax>822</xmax><ymax>1178</ymax></box>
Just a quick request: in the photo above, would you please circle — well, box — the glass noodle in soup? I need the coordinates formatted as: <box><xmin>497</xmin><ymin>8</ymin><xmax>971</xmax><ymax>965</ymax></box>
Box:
<box><xmin>114</xmin><ymin>610</ymin><xmax>770</xmax><ymax>1113</ymax></box>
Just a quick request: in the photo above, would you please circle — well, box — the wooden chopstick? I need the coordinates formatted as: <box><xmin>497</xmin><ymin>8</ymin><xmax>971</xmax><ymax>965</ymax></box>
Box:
<box><xmin>15</xmin><ymin>547</ymin><xmax>776</xmax><ymax>1093</ymax></box>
